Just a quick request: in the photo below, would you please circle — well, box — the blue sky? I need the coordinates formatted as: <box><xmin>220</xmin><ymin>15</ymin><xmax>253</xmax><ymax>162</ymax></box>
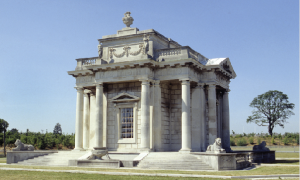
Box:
<box><xmin>0</xmin><ymin>0</ymin><xmax>298</xmax><ymax>135</ymax></box>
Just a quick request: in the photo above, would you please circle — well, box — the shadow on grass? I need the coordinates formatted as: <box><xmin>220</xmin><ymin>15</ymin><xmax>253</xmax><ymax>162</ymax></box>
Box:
<box><xmin>266</xmin><ymin>160</ymin><xmax>299</xmax><ymax>165</ymax></box>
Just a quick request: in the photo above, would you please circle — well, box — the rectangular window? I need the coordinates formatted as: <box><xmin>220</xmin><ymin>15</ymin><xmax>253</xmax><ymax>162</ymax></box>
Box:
<box><xmin>121</xmin><ymin>108</ymin><xmax>133</xmax><ymax>138</ymax></box>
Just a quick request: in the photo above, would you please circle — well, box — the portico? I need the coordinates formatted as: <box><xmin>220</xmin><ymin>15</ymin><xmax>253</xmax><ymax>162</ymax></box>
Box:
<box><xmin>68</xmin><ymin>12</ymin><xmax>236</xmax><ymax>153</ymax></box>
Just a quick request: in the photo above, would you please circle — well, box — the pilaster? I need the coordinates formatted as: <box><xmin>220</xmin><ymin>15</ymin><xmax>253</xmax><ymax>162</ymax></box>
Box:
<box><xmin>208</xmin><ymin>84</ymin><xmax>217</xmax><ymax>145</ymax></box>
<box><xmin>153</xmin><ymin>81</ymin><xmax>162</xmax><ymax>151</ymax></box>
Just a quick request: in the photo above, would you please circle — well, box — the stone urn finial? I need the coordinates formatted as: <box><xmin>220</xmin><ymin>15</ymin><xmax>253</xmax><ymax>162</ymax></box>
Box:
<box><xmin>122</xmin><ymin>12</ymin><xmax>134</xmax><ymax>27</ymax></box>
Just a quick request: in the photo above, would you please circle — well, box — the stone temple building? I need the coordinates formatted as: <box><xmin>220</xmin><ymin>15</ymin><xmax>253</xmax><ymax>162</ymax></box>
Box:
<box><xmin>68</xmin><ymin>12</ymin><xmax>236</xmax><ymax>153</ymax></box>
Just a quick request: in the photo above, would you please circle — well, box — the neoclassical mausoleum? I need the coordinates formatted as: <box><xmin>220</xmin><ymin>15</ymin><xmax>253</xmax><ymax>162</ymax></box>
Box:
<box><xmin>68</xmin><ymin>12</ymin><xmax>236</xmax><ymax>153</ymax></box>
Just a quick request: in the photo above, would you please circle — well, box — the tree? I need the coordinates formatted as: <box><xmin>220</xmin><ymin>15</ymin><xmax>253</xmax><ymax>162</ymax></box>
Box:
<box><xmin>0</xmin><ymin>119</ymin><xmax>9</xmax><ymax>157</ymax></box>
<box><xmin>53</xmin><ymin>123</ymin><xmax>62</xmax><ymax>135</ymax></box>
<box><xmin>247</xmin><ymin>90</ymin><xmax>295</xmax><ymax>136</ymax></box>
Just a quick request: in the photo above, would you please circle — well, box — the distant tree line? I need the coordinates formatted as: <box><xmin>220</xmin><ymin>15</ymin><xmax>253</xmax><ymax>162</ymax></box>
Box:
<box><xmin>230</xmin><ymin>132</ymin><xmax>299</xmax><ymax>146</ymax></box>
<box><xmin>0</xmin><ymin>128</ymin><xmax>75</xmax><ymax>150</ymax></box>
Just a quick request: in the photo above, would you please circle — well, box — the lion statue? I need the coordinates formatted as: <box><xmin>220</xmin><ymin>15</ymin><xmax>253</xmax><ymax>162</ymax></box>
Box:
<box><xmin>253</xmin><ymin>141</ymin><xmax>270</xmax><ymax>151</ymax></box>
<box><xmin>206</xmin><ymin>138</ymin><xmax>226</xmax><ymax>153</ymax></box>
<box><xmin>12</xmin><ymin>139</ymin><xmax>34</xmax><ymax>151</ymax></box>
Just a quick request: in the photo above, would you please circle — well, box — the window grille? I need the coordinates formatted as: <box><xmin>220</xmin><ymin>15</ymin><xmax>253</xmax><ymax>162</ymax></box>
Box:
<box><xmin>121</xmin><ymin>108</ymin><xmax>133</xmax><ymax>138</ymax></box>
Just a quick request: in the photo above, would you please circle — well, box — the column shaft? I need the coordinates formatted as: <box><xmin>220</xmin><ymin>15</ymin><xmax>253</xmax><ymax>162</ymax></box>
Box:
<box><xmin>180</xmin><ymin>80</ymin><xmax>191</xmax><ymax>152</ymax></box>
<box><xmin>95</xmin><ymin>84</ymin><xmax>103</xmax><ymax>148</ymax></box>
<box><xmin>199</xmin><ymin>84</ymin><xmax>207</xmax><ymax>151</ymax></box>
<box><xmin>141</xmin><ymin>80</ymin><xmax>150</xmax><ymax>150</ymax></box>
<box><xmin>83</xmin><ymin>89</ymin><xmax>91</xmax><ymax>149</ymax></box>
<box><xmin>75</xmin><ymin>87</ymin><xmax>84</xmax><ymax>150</ymax></box>
<box><xmin>222</xmin><ymin>90</ymin><xmax>231</xmax><ymax>151</ymax></box>
<box><xmin>191</xmin><ymin>84</ymin><xmax>201</xmax><ymax>152</ymax></box>
<box><xmin>208</xmin><ymin>84</ymin><xmax>217</xmax><ymax>145</ymax></box>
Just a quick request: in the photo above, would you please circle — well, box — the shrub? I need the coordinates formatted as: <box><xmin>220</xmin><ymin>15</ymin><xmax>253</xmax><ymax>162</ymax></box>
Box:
<box><xmin>271</xmin><ymin>137</ymin><xmax>275</xmax><ymax>145</ymax></box>
<box><xmin>296</xmin><ymin>136</ymin><xmax>299</xmax><ymax>145</ymax></box>
<box><xmin>283</xmin><ymin>137</ymin><xmax>289</xmax><ymax>145</ymax></box>
<box><xmin>237</xmin><ymin>138</ymin><xmax>247</xmax><ymax>146</ymax></box>
<box><xmin>257</xmin><ymin>138</ymin><xmax>261</xmax><ymax>145</ymax></box>
<box><xmin>248</xmin><ymin>137</ymin><xmax>254</xmax><ymax>144</ymax></box>
<box><xmin>230</xmin><ymin>138</ymin><xmax>235</xmax><ymax>146</ymax></box>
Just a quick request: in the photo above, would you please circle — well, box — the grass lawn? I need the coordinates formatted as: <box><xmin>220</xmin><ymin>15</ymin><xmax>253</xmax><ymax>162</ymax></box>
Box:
<box><xmin>0</xmin><ymin>170</ymin><xmax>228</xmax><ymax>180</ymax></box>
<box><xmin>276</xmin><ymin>152</ymin><xmax>299</xmax><ymax>158</ymax></box>
<box><xmin>0</xmin><ymin>152</ymin><xmax>6</xmax><ymax>163</ymax></box>
<box><xmin>267</xmin><ymin>159</ymin><xmax>299</xmax><ymax>165</ymax></box>
<box><xmin>0</xmin><ymin>165</ymin><xmax>298</xmax><ymax>176</ymax></box>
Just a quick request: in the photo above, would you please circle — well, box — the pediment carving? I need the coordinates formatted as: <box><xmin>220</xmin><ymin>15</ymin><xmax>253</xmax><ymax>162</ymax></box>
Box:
<box><xmin>110</xmin><ymin>92</ymin><xmax>140</xmax><ymax>103</ymax></box>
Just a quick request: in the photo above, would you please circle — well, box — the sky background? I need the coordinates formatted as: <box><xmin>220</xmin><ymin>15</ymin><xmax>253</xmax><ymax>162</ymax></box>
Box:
<box><xmin>0</xmin><ymin>0</ymin><xmax>298</xmax><ymax>135</ymax></box>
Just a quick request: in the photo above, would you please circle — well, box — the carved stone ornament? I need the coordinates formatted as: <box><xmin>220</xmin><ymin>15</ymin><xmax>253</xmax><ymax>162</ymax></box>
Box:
<box><xmin>109</xmin><ymin>45</ymin><xmax>144</xmax><ymax>59</ymax></box>
<box><xmin>98</xmin><ymin>44</ymin><xmax>103</xmax><ymax>58</ymax></box>
<box><xmin>122</xmin><ymin>12</ymin><xmax>134</xmax><ymax>27</ymax></box>
<box><xmin>12</xmin><ymin>139</ymin><xmax>34</xmax><ymax>151</ymax></box>
<box><xmin>143</xmin><ymin>34</ymin><xmax>150</xmax><ymax>54</ymax></box>
<box><xmin>206</xmin><ymin>138</ymin><xmax>226</xmax><ymax>153</ymax></box>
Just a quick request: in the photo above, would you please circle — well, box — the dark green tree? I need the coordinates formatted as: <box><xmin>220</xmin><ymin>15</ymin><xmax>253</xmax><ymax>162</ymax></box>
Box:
<box><xmin>247</xmin><ymin>90</ymin><xmax>295</xmax><ymax>136</ymax></box>
<box><xmin>0</xmin><ymin>119</ymin><xmax>9</xmax><ymax>157</ymax></box>
<box><xmin>53</xmin><ymin>123</ymin><xmax>62</xmax><ymax>135</ymax></box>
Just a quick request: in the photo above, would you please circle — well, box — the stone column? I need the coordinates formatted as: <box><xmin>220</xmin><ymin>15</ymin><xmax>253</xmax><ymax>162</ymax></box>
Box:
<box><xmin>74</xmin><ymin>87</ymin><xmax>84</xmax><ymax>150</ymax></box>
<box><xmin>208</xmin><ymin>84</ymin><xmax>217</xmax><ymax>145</ymax></box>
<box><xmin>140</xmin><ymin>80</ymin><xmax>150</xmax><ymax>150</ymax></box>
<box><xmin>83</xmin><ymin>89</ymin><xmax>91</xmax><ymax>149</ymax></box>
<box><xmin>180</xmin><ymin>80</ymin><xmax>191</xmax><ymax>152</ymax></box>
<box><xmin>95</xmin><ymin>83</ymin><xmax>103</xmax><ymax>148</ymax></box>
<box><xmin>153</xmin><ymin>81</ymin><xmax>162</xmax><ymax>151</ymax></box>
<box><xmin>222</xmin><ymin>89</ymin><xmax>231</xmax><ymax>152</ymax></box>
<box><xmin>199</xmin><ymin>83</ymin><xmax>207</xmax><ymax>151</ymax></box>
<box><xmin>191</xmin><ymin>84</ymin><xmax>201</xmax><ymax>152</ymax></box>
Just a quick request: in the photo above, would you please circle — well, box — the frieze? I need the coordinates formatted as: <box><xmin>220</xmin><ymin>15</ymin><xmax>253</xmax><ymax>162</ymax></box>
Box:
<box><xmin>95</xmin><ymin>68</ymin><xmax>153</xmax><ymax>79</ymax></box>
<box><xmin>76</xmin><ymin>75</ymin><xmax>95</xmax><ymax>84</ymax></box>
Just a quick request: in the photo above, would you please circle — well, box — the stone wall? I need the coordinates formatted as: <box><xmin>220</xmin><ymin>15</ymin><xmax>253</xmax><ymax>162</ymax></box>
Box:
<box><xmin>169</xmin><ymin>83</ymin><xmax>182</xmax><ymax>151</ymax></box>
<box><xmin>105</xmin><ymin>82</ymin><xmax>142</xmax><ymax>151</ymax></box>
<box><xmin>160</xmin><ymin>83</ymin><xmax>170</xmax><ymax>150</ymax></box>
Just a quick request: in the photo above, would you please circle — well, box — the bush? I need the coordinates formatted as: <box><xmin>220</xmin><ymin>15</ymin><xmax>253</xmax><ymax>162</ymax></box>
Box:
<box><xmin>257</xmin><ymin>138</ymin><xmax>261</xmax><ymax>145</ymax></box>
<box><xmin>271</xmin><ymin>137</ymin><xmax>275</xmax><ymax>145</ymax></box>
<box><xmin>237</xmin><ymin>138</ymin><xmax>247</xmax><ymax>146</ymax></box>
<box><xmin>248</xmin><ymin>137</ymin><xmax>254</xmax><ymax>144</ymax></box>
<box><xmin>283</xmin><ymin>137</ymin><xmax>289</xmax><ymax>145</ymax></box>
<box><xmin>296</xmin><ymin>136</ymin><xmax>299</xmax><ymax>145</ymax></box>
<box><xmin>230</xmin><ymin>138</ymin><xmax>235</xmax><ymax>146</ymax></box>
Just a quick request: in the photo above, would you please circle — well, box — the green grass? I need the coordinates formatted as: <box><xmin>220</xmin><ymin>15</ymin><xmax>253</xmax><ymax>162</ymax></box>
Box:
<box><xmin>276</xmin><ymin>152</ymin><xmax>299</xmax><ymax>159</ymax></box>
<box><xmin>266</xmin><ymin>160</ymin><xmax>299</xmax><ymax>165</ymax></box>
<box><xmin>0</xmin><ymin>170</ymin><xmax>229</xmax><ymax>180</ymax></box>
<box><xmin>0</xmin><ymin>165</ymin><xmax>298</xmax><ymax>176</ymax></box>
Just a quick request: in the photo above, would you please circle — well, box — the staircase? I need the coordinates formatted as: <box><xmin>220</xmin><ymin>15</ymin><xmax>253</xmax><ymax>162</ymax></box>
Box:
<box><xmin>137</xmin><ymin>152</ymin><xmax>214</xmax><ymax>170</ymax></box>
<box><xmin>15</xmin><ymin>151</ymin><xmax>87</xmax><ymax>166</ymax></box>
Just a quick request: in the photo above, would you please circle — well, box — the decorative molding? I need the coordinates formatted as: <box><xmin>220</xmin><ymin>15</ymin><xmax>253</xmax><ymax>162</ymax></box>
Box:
<box><xmin>109</xmin><ymin>44</ymin><xmax>144</xmax><ymax>59</ymax></box>
<box><xmin>95</xmin><ymin>68</ymin><xmax>153</xmax><ymax>80</ymax></box>
<box><xmin>76</xmin><ymin>75</ymin><xmax>95</xmax><ymax>84</ymax></box>
<box><xmin>110</xmin><ymin>92</ymin><xmax>140</xmax><ymax>103</ymax></box>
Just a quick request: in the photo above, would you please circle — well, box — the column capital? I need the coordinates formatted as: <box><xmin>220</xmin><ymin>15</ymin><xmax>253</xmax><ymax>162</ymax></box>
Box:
<box><xmin>139</xmin><ymin>79</ymin><xmax>150</xmax><ymax>85</ymax></box>
<box><xmin>225</xmin><ymin>89</ymin><xmax>231</xmax><ymax>93</ymax></box>
<box><xmin>84</xmin><ymin>89</ymin><xmax>92</xmax><ymax>94</ymax></box>
<box><xmin>74</xmin><ymin>87</ymin><xmax>83</xmax><ymax>91</ymax></box>
<box><xmin>153</xmin><ymin>80</ymin><xmax>160</xmax><ymax>87</ymax></box>
<box><xmin>94</xmin><ymin>83</ymin><xmax>103</xmax><ymax>88</ymax></box>
<box><xmin>197</xmin><ymin>82</ymin><xmax>205</xmax><ymax>89</ymax></box>
<box><xmin>180</xmin><ymin>80</ymin><xmax>190</xmax><ymax>85</ymax></box>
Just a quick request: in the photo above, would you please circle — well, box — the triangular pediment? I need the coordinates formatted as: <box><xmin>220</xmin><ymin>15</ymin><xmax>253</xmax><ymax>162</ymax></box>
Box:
<box><xmin>110</xmin><ymin>92</ymin><xmax>140</xmax><ymax>102</ymax></box>
<box><xmin>206</xmin><ymin>58</ymin><xmax>237</xmax><ymax>79</ymax></box>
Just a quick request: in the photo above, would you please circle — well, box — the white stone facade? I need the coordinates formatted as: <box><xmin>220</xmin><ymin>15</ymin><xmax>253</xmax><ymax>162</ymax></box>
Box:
<box><xmin>68</xmin><ymin>14</ymin><xmax>236</xmax><ymax>153</ymax></box>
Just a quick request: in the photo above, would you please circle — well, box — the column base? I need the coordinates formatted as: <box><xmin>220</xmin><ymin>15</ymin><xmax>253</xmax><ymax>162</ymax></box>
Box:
<box><xmin>72</xmin><ymin>148</ymin><xmax>85</xmax><ymax>151</ymax></box>
<box><xmin>139</xmin><ymin>148</ymin><xmax>151</xmax><ymax>153</ymax></box>
<box><xmin>179</xmin><ymin>148</ymin><xmax>191</xmax><ymax>154</ymax></box>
